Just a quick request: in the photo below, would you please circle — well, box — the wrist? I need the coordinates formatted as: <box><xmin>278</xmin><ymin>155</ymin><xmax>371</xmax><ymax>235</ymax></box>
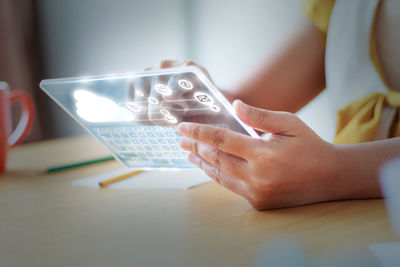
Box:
<box><xmin>326</xmin><ymin>143</ymin><xmax>383</xmax><ymax>201</ymax></box>
<box><xmin>317</xmin><ymin>142</ymin><xmax>347</xmax><ymax>202</ymax></box>
<box><xmin>325</xmin><ymin>143</ymin><xmax>352</xmax><ymax>201</ymax></box>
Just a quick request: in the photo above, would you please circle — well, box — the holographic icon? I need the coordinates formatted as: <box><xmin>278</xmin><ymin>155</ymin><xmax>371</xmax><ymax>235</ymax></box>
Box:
<box><xmin>126</xmin><ymin>102</ymin><xmax>142</xmax><ymax>112</ymax></box>
<box><xmin>159</xmin><ymin>108</ymin><xmax>177</xmax><ymax>123</ymax></box>
<box><xmin>147</xmin><ymin>96</ymin><xmax>159</xmax><ymax>105</ymax></box>
<box><xmin>194</xmin><ymin>92</ymin><xmax>214</xmax><ymax>105</ymax></box>
<box><xmin>165</xmin><ymin>114</ymin><xmax>177</xmax><ymax>124</ymax></box>
<box><xmin>159</xmin><ymin>108</ymin><xmax>170</xmax><ymax>115</ymax></box>
<box><xmin>135</xmin><ymin>90</ymin><xmax>144</xmax><ymax>97</ymax></box>
<box><xmin>155</xmin><ymin>84</ymin><xmax>172</xmax><ymax>96</ymax></box>
<box><xmin>209</xmin><ymin>104</ymin><xmax>221</xmax><ymax>112</ymax></box>
<box><xmin>178</xmin><ymin>79</ymin><xmax>193</xmax><ymax>90</ymax></box>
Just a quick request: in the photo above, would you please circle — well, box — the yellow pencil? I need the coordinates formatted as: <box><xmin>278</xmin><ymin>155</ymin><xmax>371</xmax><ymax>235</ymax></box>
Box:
<box><xmin>99</xmin><ymin>170</ymin><xmax>145</xmax><ymax>188</ymax></box>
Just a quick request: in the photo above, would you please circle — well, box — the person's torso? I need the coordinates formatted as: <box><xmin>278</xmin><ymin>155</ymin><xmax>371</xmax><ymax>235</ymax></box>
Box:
<box><xmin>325</xmin><ymin>0</ymin><xmax>399</xmax><ymax>140</ymax></box>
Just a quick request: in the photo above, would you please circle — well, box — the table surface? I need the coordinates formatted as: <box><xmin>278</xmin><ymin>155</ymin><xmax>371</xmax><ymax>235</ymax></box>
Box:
<box><xmin>0</xmin><ymin>136</ymin><xmax>398</xmax><ymax>266</ymax></box>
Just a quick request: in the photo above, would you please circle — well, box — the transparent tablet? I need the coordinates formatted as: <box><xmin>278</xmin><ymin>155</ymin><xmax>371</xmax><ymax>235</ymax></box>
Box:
<box><xmin>40</xmin><ymin>67</ymin><xmax>259</xmax><ymax>169</ymax></box>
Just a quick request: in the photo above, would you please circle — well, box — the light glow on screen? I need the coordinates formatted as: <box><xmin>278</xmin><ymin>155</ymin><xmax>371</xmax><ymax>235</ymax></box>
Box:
<box><xmin>73</xmin><ymin>89</ymin><xmax>134</xmax><ymax>123</ymax></box>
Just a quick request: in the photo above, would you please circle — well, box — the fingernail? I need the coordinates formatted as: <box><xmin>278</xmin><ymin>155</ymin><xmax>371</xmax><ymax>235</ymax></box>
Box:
<box><xmin>177</xmin><ymin>122</ymin><xmax>189</xmax><ymax>134</ymax></box>
<box><xmin>177</xmin><ymin>122</ymin><xmax>191</xmax><ymax>135</ymax></box>
<box><xmin>233</xmin><ymin>99</ymin><xmax>249</xmax><ymax>115</ymax></box>
<box><xmin>233</xmin><ymin>99</ymin><xmax>242</xmax><ymax>107</ymax></box>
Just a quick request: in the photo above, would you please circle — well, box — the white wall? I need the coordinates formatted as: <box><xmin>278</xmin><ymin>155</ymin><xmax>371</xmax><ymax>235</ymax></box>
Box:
<box><xmin>192</xmin><ymin>0</ymin><xmax>303</xmax><ymax>88</ymax></box>
<box><xmin>37</xmin><ymin>0</ymin><xmax>187</xmax><ymax>137</ymax></box>
<box><xmin>190</xmin><ymin>0</ymin><xmax>333</xmax><ymax>141</ymax></box>
<box><xmin>37</xmin><ymin>0</ymin><xmax>333</xmax><ymax>141</ymax></box>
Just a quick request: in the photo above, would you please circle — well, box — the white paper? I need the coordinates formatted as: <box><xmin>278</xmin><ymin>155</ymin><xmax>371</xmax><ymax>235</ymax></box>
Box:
<box><xmin>368</xmin><ymin>157</ymin><xmax>400</xmax><ymax>266</ymax></box>
<box><xmin>72</xmin><ymin>168</ymin><xmax>212</xmax><ymax>190</ymax></box>
<box><xmin>254</xmin><ymin>235</ymin><xmax>308</xmax><ymax>267</ymax></box>
<box><xmin>380</xmin><ymin>156</ymin><xmax>400</xmax><ymax>234</ymax></box>
<box><xmin>369</xmin><ymin>242</ymin><xmax>400</xmax><ymax>267</ymax></box>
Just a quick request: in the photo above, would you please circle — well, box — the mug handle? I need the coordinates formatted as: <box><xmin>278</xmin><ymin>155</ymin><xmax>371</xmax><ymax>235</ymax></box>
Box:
<box><xmin>7</xmin><ymin>90</ymin><xmax>35</xmax><ymax>147</ymax></box>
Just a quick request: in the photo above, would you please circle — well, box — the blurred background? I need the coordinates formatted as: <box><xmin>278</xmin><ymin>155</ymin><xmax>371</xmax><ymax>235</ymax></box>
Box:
<box><xmin>0</xmin><ymin>0</ymin><xmax>332</xmax><ymax>143</ymax></box>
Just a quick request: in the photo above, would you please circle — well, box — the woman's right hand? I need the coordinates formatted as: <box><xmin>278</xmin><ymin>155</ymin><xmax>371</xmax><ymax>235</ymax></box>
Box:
<box><xmin>127</xmin><ymin>60</ymin><xmax>215</xmax><ymax>125</ymax></box>
<box><xmin>146</xmin><ymin>60</ymin><xmax>238</xmax><ymax>102</ymax></box>
<box><xmin>126</xmin><ymin>60</ymin><xmax>238</xmax><ymax>126</ymax></box>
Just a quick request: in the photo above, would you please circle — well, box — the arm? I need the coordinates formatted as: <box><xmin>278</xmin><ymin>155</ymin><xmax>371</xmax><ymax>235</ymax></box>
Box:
<box><xmin>330</xmin><ymin>138</ymin><xmax>400</xmax><ymax>200</ymax></box>
<box><xmin>327</xmin><ymin>0</ymin><xmax>400</xmax><ymax>199</ymax></box>
<box><xmin>151</xmin><ymin>17</ymin><xmax>325</xmax><ymax>113</ymax></box>
<box><xmin>228</xmin><ymin>19</ymin><xmax>326</xmax><ymax>113</ymax></box>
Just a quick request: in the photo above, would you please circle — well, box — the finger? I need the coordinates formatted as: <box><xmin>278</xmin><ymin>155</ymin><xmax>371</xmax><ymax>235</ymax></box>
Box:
<box><xmin>145</xmin><ymin>60</ymin><xmax>185</xmax><ymax>71</ymax></box>
<box><xmin>182</xmin><ymin>61</ymin><xmax>214</xmax><ymax>83</ymax></box>
<box><xmin>188</xmin><ymin>153</ymin><xmax>247</xmax><ymax>197</ymax></box>
<box><xmin>162</xmin><ymin>59</ymin><xmax>196</xmax><ymax>69</ymax></box>
<box><xmin>160</xmin><ymin>60</ymin><xmax>186</xmax><ymax>68</ymax></box>
<box><xmin>233</xmin><ymin>100</ymin><xmax>301</xmax><ymax>135</ymax></box>
<box><xmin>144</xmin><ymin>60</ymin><xmax>214</xmax><ymax>85</ymax></box>
<box><xmin>180</xmin><ymin>138</ymin><xmax>250</xmax><ymax>179</ymax></box>
<box><xmin>177</xmin><ymin>122</ymin><xmax>258</xmax><ymax>160</ymax></box>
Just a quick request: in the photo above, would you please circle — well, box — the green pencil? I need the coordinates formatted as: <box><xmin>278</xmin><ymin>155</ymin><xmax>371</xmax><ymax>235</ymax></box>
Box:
<box><xmin>47</xmin><ymin>156</ymin><xmax>115</xmax><ymax>173</ymax></box>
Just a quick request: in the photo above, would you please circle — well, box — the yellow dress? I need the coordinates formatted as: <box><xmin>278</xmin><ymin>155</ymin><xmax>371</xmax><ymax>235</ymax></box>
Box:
<box><xmin>303</xmin><ymin>0</ymin><xmax>400</xmax><ymax>144</ymax></box>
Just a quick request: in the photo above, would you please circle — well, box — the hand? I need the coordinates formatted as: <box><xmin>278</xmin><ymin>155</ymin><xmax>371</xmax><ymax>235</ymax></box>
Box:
<box><xmin>127</xmin><ymin>73</ymin><xmax>186</xmax><ymax>125</ymax></box>
<box><xmin>127</xmin><ymin>60</ymin><xmax>215</xmax><ymax>125</ymax></box>
<box><xmin>127</xmin><ymin>60</ymin><xmax>227</xmax><ymax>126</ymax></box>
<box><xmin>177</xmin><ymin>100</ymin><xmax>338</xmax><ymax>210</ymax></box>
<box><xmin>147</xmin><ymin>60</ymin><xmax>238</xmax><ymax>102</ymax></box>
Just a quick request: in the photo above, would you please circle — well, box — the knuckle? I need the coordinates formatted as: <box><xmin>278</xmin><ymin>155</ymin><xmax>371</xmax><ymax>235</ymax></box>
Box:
<box><xmin>192</xmin><ymin>141</ymin><xmax>199</xmax><ymax>154</ymax></box>
<box><xmin>191</xmin><ymin>126</ymin><xmax>200</xmax><ymax>139</ymax></box>
<box><xmin>254</xmin><ymin>110</ymin><xmax>267</xmax><ymax>126</ymax></box>
<box><xmin>210</xmin><ymin>131</ymin><xmax>225</xmax><ymax>148</ymax></box>
<box><xmin>210</xmin><ymin>167</ymin><xmax>222</xmax><ymax>184</ymax></box>
<box><xmin>254</xmin><ymin>138</ymin><xmax>268</xmax><ymax>152</ymax></box>
<box><xmin>249</xmin><ymin>148</ymin><xmax>270</xmax><ymax>167</ymax></box>
<box><xmin>254</xmin><ymin>146</ymin><xmax>278</xmax><ymax>164</ymax></box>
<box><xmin>209</xmin><ymin>148</ymin><xmax>221</xmax><ymax>167</ymax></box>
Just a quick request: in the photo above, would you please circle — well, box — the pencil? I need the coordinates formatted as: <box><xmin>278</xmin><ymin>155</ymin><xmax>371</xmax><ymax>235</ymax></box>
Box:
<box><xmin>47</xmin><ymin>156</ymin><xmax>115</xmax><ymax>173</ymax></box>
<box><xmin>99</xmin><ymin>170</ymin><xmax>145</xmax><ymax>187</ymax></box>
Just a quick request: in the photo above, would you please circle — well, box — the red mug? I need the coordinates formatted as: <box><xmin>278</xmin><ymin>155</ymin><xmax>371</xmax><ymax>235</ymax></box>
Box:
<box><xmin>0</xmin><ymin>81</ymin><xmax>35</xmax><ymax>174</ymax></box>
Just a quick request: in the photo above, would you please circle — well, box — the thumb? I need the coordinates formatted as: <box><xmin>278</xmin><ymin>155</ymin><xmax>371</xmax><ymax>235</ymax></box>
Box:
<box><xmin>233</xmin><ymin>100</ymin><xmax>299</xmax><ymax>134</ymax></box>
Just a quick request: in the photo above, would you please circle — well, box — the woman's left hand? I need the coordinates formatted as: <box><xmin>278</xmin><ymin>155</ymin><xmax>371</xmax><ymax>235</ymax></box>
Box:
<box><xmin>178</xmin><ymin>100</ymin><xmax>339</xmax><ymax>210</ymax></box>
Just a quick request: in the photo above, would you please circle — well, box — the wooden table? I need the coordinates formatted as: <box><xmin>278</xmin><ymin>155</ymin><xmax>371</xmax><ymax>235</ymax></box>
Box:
<box><xmin>1</xmin><ymin>137</ymin><xmax>397</xmax><ymax>266</ymax></box>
